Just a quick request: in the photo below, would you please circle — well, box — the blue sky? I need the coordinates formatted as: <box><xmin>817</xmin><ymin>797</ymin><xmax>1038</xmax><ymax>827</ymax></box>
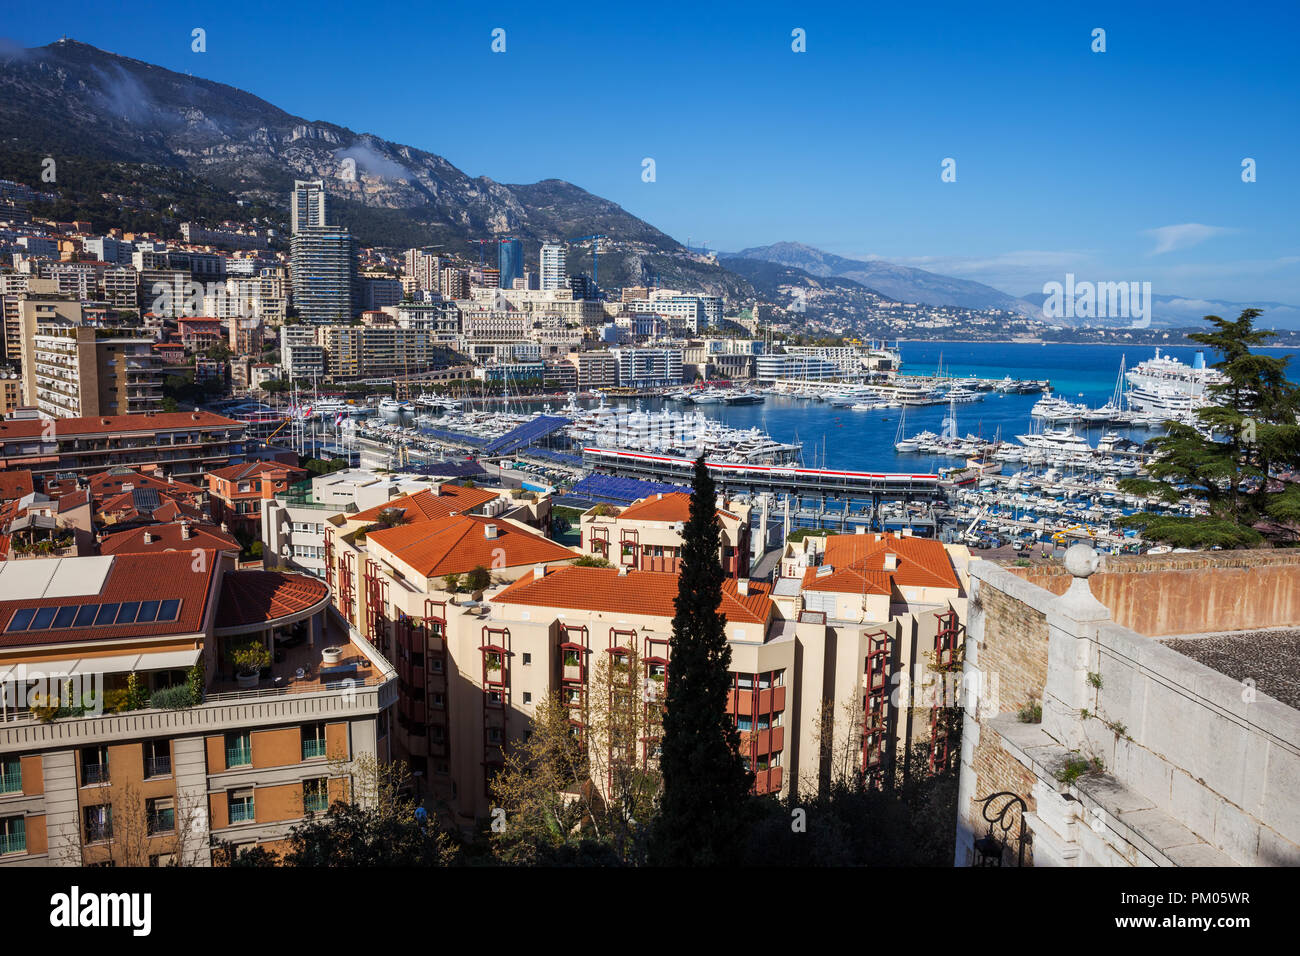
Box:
<box><xmin>5</xmin><ymin>0</ymin><xmax>1298</xmax><ymax>302</ymax></box>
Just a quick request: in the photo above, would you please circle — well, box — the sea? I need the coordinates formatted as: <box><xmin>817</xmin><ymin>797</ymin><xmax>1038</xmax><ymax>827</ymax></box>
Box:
<box><xmin>601</xmin><ymin>342</ymin><xmax>1300</xmax><ymax>475</ymax></box>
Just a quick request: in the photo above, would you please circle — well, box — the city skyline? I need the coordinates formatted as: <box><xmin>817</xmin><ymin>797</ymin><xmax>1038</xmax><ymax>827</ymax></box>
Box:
<box><xmin>1</xmin><ymin>1</ymin><xmax>1296</xmax><ymax>305</ymax></box>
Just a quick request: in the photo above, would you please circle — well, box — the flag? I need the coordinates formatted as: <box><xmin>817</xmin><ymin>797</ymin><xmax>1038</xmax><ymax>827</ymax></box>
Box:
<box><xmin>335</xmin><ymin>411</ymin><xmax>345</xmax><ymax>428</ymax></box>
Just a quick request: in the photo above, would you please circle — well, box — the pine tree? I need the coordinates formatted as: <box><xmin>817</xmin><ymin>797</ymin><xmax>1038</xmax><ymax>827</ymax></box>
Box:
<box><xmin>1121</xmin><ymin>309</ymin><xmax>1300</xmax><ymax>546</ymax></box>
<box><xmin>651</xmin><ymin>456</ymin><xmax>753</xmax><ymax>865</ymax></box>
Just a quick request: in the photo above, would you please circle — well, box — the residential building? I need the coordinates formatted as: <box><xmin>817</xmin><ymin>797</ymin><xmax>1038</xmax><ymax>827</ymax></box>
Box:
<box><xmin>290</xmin><ymin>228</ymin><xmax>358</xmax><ymax>325</ymax></box>
<box><xmin>539</xmin><ymin>243</ymin><xmax>567</xmax><ymax>291</ymax></box>
<box><xmin>206</xmin><ymin>461</ymin><xmax>308</xmax><ymax>537</ymax></box>
<box><xmin>579</xmin><ymin>492</ymin><xmax>752</xmax><ymax>576</ymax></box>
<box><xmin>0</xmin><ymin>551</ymin><xmax>395</xmax><ymax>865</ymax></box>
<box><xmin>611</xmin><ymin>348</ymin><xmax>684</xmax><ymax>388</ymax></box>
<box><xmin>290</xmin><ymin>180</ymin><xmax>330</xmax><ymax>235</ymax></box>
<box><xmin>23</xmin><ymin>318</ymin><xmax>163</xmax><ymax>419</ymax></box>
<box><xmin>497</xmin><ymin>239</ymin><xmax>523</xmax><ymax>290</ymax></box>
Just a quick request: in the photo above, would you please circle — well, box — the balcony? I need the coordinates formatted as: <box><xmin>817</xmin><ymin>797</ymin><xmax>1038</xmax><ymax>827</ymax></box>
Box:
<box><xmin>146</xmin><ymin>810</ymin><xmax>174</xmax><ymax>835</ymax></box>
<box><xmin>228</xmin><ymin>803</ymin><xmax>255</xmax><ymax>824</ymax></box>
<box><xmin>145</xmin><ymin>757</ymin><xmax>171</xmax><ymax>778</ymax></box>
<box><xmin>225</xmin><ymin>746</ymin><xmax>252</xmax><ymax>768</ymax></box>
<box><xmin>0</xmin><ymin>832</ymin><xmax>26</xmax><ymax>855</ymax></box>
<box><xmin>0</xmin><ymin>768</ymin><xmax>21</xmax><ymax>794</ymax></box>
<box><xmin>301</xmin><ymin>739</ymin><xmax>326</xmax><ymax>760</ymax></box>
<box><xmin>304</xmin><ymin>791</ymin><xmax>328</xmax><ymax>813</ymax></box>
<box><xmin>85</xmin><ymin>822</ymin><xmax>112</xmax><ymax>843</ymax></box>
<box><xmin>82</xmin><ymin>763</ymin><xmax>109</xmax><ymax>785</ymax></box>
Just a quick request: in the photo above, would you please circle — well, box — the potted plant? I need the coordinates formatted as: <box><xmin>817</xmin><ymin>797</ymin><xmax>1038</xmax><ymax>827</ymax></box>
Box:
<box><xmin>563</xmin><ymin>649</ymin><xmax>580</xmax><ymax>668</ymax></box>
<box><xmin>322</xmin><ymin>646</ymin><xmax>344</xmax><ymax>664</ymax></box>
<box><xmin>231</xmin><ymin>641</ymin><xmax>271</xmax><ymax>688</ymax></box>
<box><xmin>486</xmin><ymin>652</ymin><xmax>502</xmax><ymax>673</ymax></box>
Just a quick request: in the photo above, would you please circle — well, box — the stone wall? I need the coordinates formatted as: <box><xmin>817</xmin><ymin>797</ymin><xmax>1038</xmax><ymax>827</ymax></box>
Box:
<box><xmin>1007</xmin><ymin>551</ymin><xmax>1300</xmax><ymax>637</ymax></box>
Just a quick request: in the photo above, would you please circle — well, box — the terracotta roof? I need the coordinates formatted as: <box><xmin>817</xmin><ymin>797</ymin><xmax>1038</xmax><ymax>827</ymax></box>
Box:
<box><xmin>215</xmin><ymin>570</ymin><xmax>329</xmax><ymax>629</ymax></box>
<box><xmin>88</xmin><ymin>468</ymin><xmax>203</xmax><ymax>502</ymax></box>
<box><xmin>96</xmin><ymin>488</ymin><xmax>202</xmax><ymax>525</ymax></box>
<box><xmin>366</xmin><ymin>514</ymin><xmax>575</xmax><ymax>578</ymax></box>
<box><xmin>0</xmin><ymin>411</ymin><xmax>243</xmax><ymax>440</ymax></box>
<box><xmin>0</xmin><ymin>471</ymin><xmax>34</xmax><ymax>502</ymax></box>
<box><xmin>351</xmin><ymin>484</ymin><xmax>498</xmax><ymax>525</ymax></box>
<box><xmin>57</xmin><ymin>490</ymin><xmax>88</xmax><ymax>513</ymax></box>
<box><xmin>208</xmin><ymin>461</ymin><xmax>305</xmax><ymax>483</ymax></box>
<box><xmin>0</xmin><ymin>551</ymin><xmax>220</xmax><ymax>648</ymax></box>
<box><xmin>615</xmin><ymin>492</ymin><xmax>737</xmax><ymax>523</ymax></box>
<box><xmin>493</xmin><ymin>565</ymin><xmax>773</xmax><ymax>625</ymax></box>
<box><xmin>100</xmin><ymin>521</ymin><xmax>239</xmax><ymax>556</ymax></box>
<box><xmin>801</xmin><ymin>533</ymin><xmax>960</xmax><ymax>594</ymax></box>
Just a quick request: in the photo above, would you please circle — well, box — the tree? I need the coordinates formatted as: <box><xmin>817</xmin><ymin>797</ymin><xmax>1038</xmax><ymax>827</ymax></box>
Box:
<box><xmin>651</xmin><ymin>456</ymin><xmax>752</xmax><ymax>865</ymax></box>
<box><xmin>442</xmin><ymin>573</ymin><xmax>462</xmax><ymax>594</ymax></box>
<box><xmin>464</xmin><ymin>565</ymin><xmax>491</xmax><ymax>593</ymax></box>
<box><xmin>1120</xmin><ymin>309</ymin><xmax>1300</xmax><ymax>547</ymax></box>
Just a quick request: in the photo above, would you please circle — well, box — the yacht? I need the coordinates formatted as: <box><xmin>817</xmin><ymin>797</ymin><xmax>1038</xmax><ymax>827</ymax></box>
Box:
<box><xmin>1015</xmin><ymin>427</ymin><xmax>1093</xmax><ymax>454</ymax></box>
<box><xmin>379</xmin><ymin>398</ymin><xmax>416</xmax><ymax>424</ymax></box>
<box><xmin>723</xmin><ymin>390</ymin><xmax>765</xmax><ymax>405</ymax></box>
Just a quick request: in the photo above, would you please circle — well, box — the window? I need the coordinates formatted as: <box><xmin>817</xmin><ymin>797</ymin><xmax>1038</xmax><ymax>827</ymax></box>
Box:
<box><xmin>228</xmin><ymin>789</ymin><xmax>255</xmax><ymax>824</ymax></box>
<box><xmin>225</xmin><ymin>732</ymin><xmax>251</xmax><ymax>768</ymax></box>
<box><xmin>523</xmin><ymin>691</ymin><xmax>532</xmax><ymax>704</ymax></box>
<box><xmin>81</xmin><ymin>746</ymin><xmax>109</xmax><ymax>785</ymax></box>
<box><xmin>144</xmin><ymin>740</ymin><xmax>171</xmax><ymax>778</ymax></box>
<box><xmin>0</xmin><ymin>816</ymin><xmax>24</xmax><ymax>855</ymax></box>
<box><xmin>430</xmin><ymin>659</ymin><xmax>443</xmax><ymax>674</ymax></box>
<box><xmin>84</xmin><ymin>804</ymin><xmax>112</xmax><ymax>843</ymax></box>
<box><xmin>301</xmin><ymin>723</ymin><xmax>327</xmax><ymax>760</ymax></box>
<box><xmin>303</xmin><ymin>778</ymin><xmax>328</xmax><ymax>813</ymax></box>
<box><xmin>149</xmin><ymin>853</ymin><xmax>176</xmax><ymax>867</ymax></box>
<box><xmin>431</xmin><ymin>692</ymin><xmax>445</xmax><ymax>710</ymax></box>
<box><xmin>522</xmin><ymin>653</ymin><xmax>532</xmax><ymax>665</ymax></box>
<box><xmin>146</xmin><ymin>797</ymin><xmax>174</xmax><ymax>835</ymax></box>
<box><xmin>0</xmin><ymin>758</ymin><xmax>20</xmax><ymax>794</ymax></box>
<box><xmin>487</xmin><ymin>727</ymin><xmax>504</xmax><ymax>745</ymax></box>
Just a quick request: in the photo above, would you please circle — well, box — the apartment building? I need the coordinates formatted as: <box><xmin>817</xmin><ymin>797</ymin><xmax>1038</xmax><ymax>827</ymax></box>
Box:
<box><xmin>579</xmin><ymin>491</ymin><xmax>752</xmax><ymax>577</ymax></box>
<box><xmin>610</xmin><ymin>347</ymin><xmax>684</xmax><ymax>388</ymax></box>
<box><xmin>290</xmin><ymin>228</ymin><xmax>358</xmax><ymax>325</ymax></box>
<box><xmin>206</xmin><ymin>461</ymin><xmax>307</xmax><ymax>537</ymax></box>
<box><xmin>23</xmin><ymin>319</ymin><xmax>163</xmax><ymax>419</ymax></box>
<box><xmin>290</xmin><ymin>180</ymin><xmax>330</xmax><ymax>235</ymax></box>
<box><xmin>565</xmin><ymin>351</ymin><xmax>618</xmax><ymax>391</ymax></box>
<box><xmin>0</xmin><ymin>411</ymin><xmax>247</xmax><ymax>485</ymax></box>
<box><xmin>315</xmin><ymin>325</ymin><xmax>442</xmax><ymax>380</ymax></box>
<box><xmin>0</xmin><ymin>551</ymin><xmax>395</xmax><ymax>865</ymax></box>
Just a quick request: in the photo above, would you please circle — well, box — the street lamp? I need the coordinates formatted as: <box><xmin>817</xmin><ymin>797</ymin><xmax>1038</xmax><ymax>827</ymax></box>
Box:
<box><xmin>973</xmin><ymin>791</ymin><xmax>1029</xmax><ymax>867</ymax></box>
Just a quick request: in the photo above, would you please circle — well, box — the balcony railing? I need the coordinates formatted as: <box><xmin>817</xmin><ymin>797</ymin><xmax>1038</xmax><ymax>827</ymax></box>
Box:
<box><xmin>85</xmin><ymin>822</ymin><xmax>112</xmax><ymax>843</ymax></box>
<box><xmin>147</xmin><ymin>810</ymin><xmax>175</xmax><ymax>835</ymax></box>
<box><xmin>225</xmin><ymin>746</ymin><xmax>252</xmax><ymax>767</ymax></box>
<box><xmin>228</xmin><ymin>803</ymin><xmax>255</xmax><ymax>823</ymax></box>
<box><xmin>82</xmin><ymin>763</ymin><xmax>109</xmax><ymax>785</ymax></box>
<box><xmin>0</xmin><ymin>768</ymin><xmax>21</xmax><ymax>794</ymax></box>
<box><xmin>0</xmin><ymin>832</ymin><xmax>25</xmax><ymax>854</ymax></box>
<box><xmin>145</xmin><ymin>757</ymin><xmax>171</xmax><ymax>778</ymax></box>
<box><xmin>301</xmin><ymin>739</ymin><xmax>327</xmax><ymax>760</ymax></box>
<box><xmin>304</xmin><ymin>791</ymin><xmax>328</xmax><ymax>813</ymax></box>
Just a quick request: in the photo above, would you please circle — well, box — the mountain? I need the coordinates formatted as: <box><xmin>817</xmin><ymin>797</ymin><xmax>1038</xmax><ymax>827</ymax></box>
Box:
<box><xmin>0</xmin><ymin>39</ymin><xmax>750</xmax><ymax>298</ymax></box>
<box><xmin>726</xmin><ymin>241</ymin><xmax>1038</xmax><ymax>317</ymax></box>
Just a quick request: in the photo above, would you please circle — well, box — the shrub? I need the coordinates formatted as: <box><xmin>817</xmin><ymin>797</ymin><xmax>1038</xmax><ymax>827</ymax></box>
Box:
<box><xmin>150</xmin><ymin>685</ymin><xmax>196</xmax><ymax>710</ymax></box>
<box><xmin>573</xmin><ymin>555</ymin><xmax>611</xmax><ymax>568</ymax></box>
<box><xmin>231</xmin><ymin>641</ymin><xmax>271</xmax><ymax>676</ymax></box>
<box><xmin>125</xmin><ymin>671</ymin><xmax>150</xmax><ymax>710</ymax></box>
<box><xmin>1016</xmin><ymin>700</ymin><xmax>1042</xmax><ymax>723</ymax></box>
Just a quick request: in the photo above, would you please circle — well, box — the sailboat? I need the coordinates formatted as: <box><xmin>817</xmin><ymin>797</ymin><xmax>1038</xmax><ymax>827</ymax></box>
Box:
<box><xmin>893</xmin><ymin>406</ymin><xmax>920</xmax><ymax>452</ymax></box>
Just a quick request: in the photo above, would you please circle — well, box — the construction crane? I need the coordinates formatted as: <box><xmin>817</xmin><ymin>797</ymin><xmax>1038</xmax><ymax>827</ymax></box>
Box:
<box><xmin>569</xmin><ymin>234</ymin><xmax>608</xmax><ymax>290</ymax></box>
<box><xmin>466</xmin><ymin>239</ymin><xmax>494</xmax><ymax>268</ymax></box>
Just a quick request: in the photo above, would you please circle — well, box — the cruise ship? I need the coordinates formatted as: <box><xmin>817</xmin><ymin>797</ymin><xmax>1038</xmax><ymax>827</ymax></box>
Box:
<box><xmin>1125</xmin><ymin>349</ymin><xmax>1225</xmax><ymax>418</ymax></box>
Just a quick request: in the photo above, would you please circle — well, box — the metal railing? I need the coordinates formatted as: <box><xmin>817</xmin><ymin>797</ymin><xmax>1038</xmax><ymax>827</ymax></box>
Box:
<box><xmin>0</xmin><ymin>768</ymin><xmax>21</xmax><ymax>793</ymax></box>
<box><xmin>85</xmin><ymin>822</ymin><xmax>112</xmax><ymax>843</ymax></box>
<box><xmin>228</xmin><ymin>802</ymin><xmax>255</xmax><ymax>823</ymax></box>
<box><xmin>303</xmin><ymin>791</ymin><xmax>328</xmax><ymax>813</ymax></box>
<box><xmin>301</xmin><ymin>739</ymin><xmax>326</xmax><ymax>760</ymax></box>
<box><xmin>0</xmin><ymin>832</ymin><xmax>25</xmax><ymax>854</ymax></box>
<box><xmin>225</xmin><ymin>746</ymin><xmax>252</xmax><ymax>767</ymax></box>
<box><xmin>146</xmin><ymin>810</ymin><xmax>174</xmax><ymax>835</ymax></box>
<box><xmin>145</xmin><ymin>757</ymin><xmax>171</xmax><ymax>778</ymax></box>
<box><xmin>82</xmin><ymin>764</ymin><xmax>109</xmax><ymax>785</ymax></box>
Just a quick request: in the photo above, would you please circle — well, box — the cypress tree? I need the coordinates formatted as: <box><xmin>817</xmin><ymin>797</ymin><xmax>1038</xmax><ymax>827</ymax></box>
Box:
<box><xmin>651</xmin><ymin>456</ymin><xmax>753</xmax><ymax>865</ymax></box>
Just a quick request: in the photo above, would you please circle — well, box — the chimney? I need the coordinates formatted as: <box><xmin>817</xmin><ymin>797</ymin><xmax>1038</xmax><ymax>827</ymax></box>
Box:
<box><xmin>181</xmin><ymin>522</ymin><xmax>192</xmax><ymax>540</ymax></box>
<box><xmin>737</xmin><ymin>578</ymin><xmax>749</xmax><ymax>596</ymax></box>
<box><xmin>856</xmin><ymin>525</ymin><xmax>866</xmax><ymax>534</ymax></box>
<box><xmin>656</xmin><ymin>493</ymin><xmax>662</xmax><ymax>500</ymax></box>
<box><xmin>142</xmin><ymin>531</ymin><xmax>154</xmax><ymax>544</ymax></box>
<box><xmin>533</xmin><ymin>563</ymin><xmax>546</xmax><ymax>579</ymax></box>
<box><xmin>617</xmin><ymin>564</ymin><xmax>629</xmax><ymax>576</ymax></box>
<box><xmin>484</xmin><ymin>523</ymin><xmax>498</xmax><ymax>539</ymax></box>
<box><xmin>883</xmin><ymin>552</ymin><xmax>898</xmax><ymax>571</ymax></box>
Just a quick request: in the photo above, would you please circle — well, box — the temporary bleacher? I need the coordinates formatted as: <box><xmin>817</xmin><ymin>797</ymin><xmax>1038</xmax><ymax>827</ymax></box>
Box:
<box><xmin>482</xmin><ymin>415</ymin><xmax>571</xmax><ymax>456</ymax></box>
<box><xmin>568</xmin><ymin>473</ymin><xmax>687</xmax><ymax>506</ymax></box>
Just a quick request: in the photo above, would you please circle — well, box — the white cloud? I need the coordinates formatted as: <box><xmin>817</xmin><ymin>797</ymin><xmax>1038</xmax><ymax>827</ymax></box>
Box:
<box><xmin>1144</xmin><ymin>223</ymin><xmax>1235</xmax><ymax>255</ymax></box>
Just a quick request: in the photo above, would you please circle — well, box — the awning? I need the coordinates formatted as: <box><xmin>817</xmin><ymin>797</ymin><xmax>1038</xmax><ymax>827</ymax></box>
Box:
<box><xmin>0</xmin><ymin>648</ymin><xmax>200</xmax><ymax>679</ymax></box>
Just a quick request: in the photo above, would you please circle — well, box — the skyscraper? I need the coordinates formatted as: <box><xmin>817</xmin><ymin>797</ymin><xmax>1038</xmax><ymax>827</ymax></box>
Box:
<box><xmin>291</xmin><ymin>228</ymin><xmax>358</xmax><ymax>324</ymax></box>
<box><xmin>539</xmin><ymin>242</ymin><xmax>567</xmax><ymax>291</ymax></box>
<box><xmin>498</xmin><ymin>239</ymin><xmax>523</xmax><ymax>290</ymax></box>
<box><xmin>291</xmin><ymin>180</ymin><xmax>330</xmax><ymax>234</ymax></box>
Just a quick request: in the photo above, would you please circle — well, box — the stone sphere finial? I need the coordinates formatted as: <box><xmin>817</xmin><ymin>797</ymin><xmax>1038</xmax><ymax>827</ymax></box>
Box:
<box><xmin>1064</xmin><ymin>543</ymin><xmax>1100</xmax><ymax>578</ymax></box>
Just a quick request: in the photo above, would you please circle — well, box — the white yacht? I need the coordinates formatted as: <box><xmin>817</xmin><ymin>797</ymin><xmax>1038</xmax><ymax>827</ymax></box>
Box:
<box><xmin>1015</xmin><ymin>427</ymin><xmax>1092</xmax><ymax>454</ymax></box>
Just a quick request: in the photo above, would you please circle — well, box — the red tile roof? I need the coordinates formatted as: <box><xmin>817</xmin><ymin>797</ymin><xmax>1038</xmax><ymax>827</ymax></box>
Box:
<box><xmin>0</xmin><ymin>470</ymin><xmax>34</xmax><ymax>502</ymax></box>
<box><xmin>215</xmin><ymin>571</ymin><xmax>329</xmax><ymax>629</ymax></box>
<box><xmin>0</xmin><ymin>551</ymin><xmax>220</xmax><ymax>648</ymax></box>
<box><xmin>366</xmin><ymin>514</ymin><xmax>575</xmax><ymax>578</ymax></box>
<box><xmin>87</xmin><ymin>468</ymin><xmax>203</xmax><ymax>503</ymax></box>
<box><xmin>801</xmin><ymin>532</ymin><xmax>960</xmax><ymax>594</ymax></box>
<box><xmin>615</xmin><ymin>492</ymin><xmax>737</xmax><ymax>523</ymax></box>
<box><xmin>351</xmin><ymin>484</ymin><xmax>498</xmax><ymax>525</ymax></box>
<box><xmin>0</xmin><ymin>411</ymin><xmax>243</xmax><ymax>440</ymax></box>
<box><xmin>208</xmin><ymin>461</ymin><xmax>305</xmax><ymax>483</ymax></box>
<box><xmin>96</xmin><ymin>489</ymin><xmax>203</xmax><ymax>525</ymax></box>
<box><xmin>99</xmin><ymin>521</ymin><xmax>239</xmax><ymax>556</ymax></box>
<box><xmin>493</xmin><ymin>565</ymin><xmax>773</xmax><ymax>625</ymax></box>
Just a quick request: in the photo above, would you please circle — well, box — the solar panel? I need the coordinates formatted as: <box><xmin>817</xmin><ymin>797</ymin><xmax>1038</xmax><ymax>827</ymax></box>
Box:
<box><xmin>157</xmin><ymin>599</ymin><xmax>181</xmax><ymax>622</ymax></box>
<box><xmin>115</xmin><ymin>602</ymin><xmax>140</xmax><ymax>625</ymax></box>
<box><xmin>74</xmin><ymin>604</ymin><xmax>97</xmax><ymax>627</ymax></box>
<box><xmin>52</xmin><ymin>605</ymin><xmax>78</xmax><ymax>628</ymax></box>
<box><xmin>93</xmin><ymin>603</ymin><xmax>120</xmax><ymax>626</ymax></box>
<box><xmin>137</xmin><ymin>601</ymin><xmax>160</xmax><ymax>623</ymax></box>
<box><xmin>131</xmin><ymin>487</ymin><xmax>162</xmax><ymax>512</ymax></box>
<box><xmin>31</xmin><ymin>606</ymin><xmax>57</xmax><ymax>630</ymax></box>
<box><xmin>6</xmin><ymin>608</ymin><xmax>35</xmax><ymax>632</ymax></box>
